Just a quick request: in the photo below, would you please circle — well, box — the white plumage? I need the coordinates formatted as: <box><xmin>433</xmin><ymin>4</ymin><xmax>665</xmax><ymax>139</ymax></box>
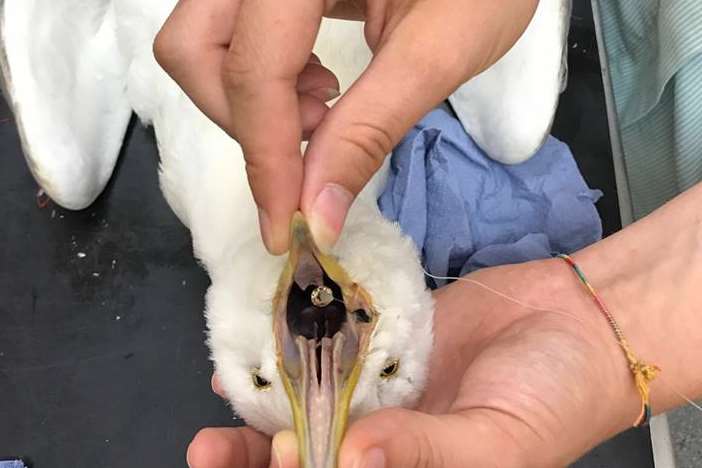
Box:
<box><xmin>0</xmin><ymin>0</ymin><xmax>132</xmax><ymax>208</ymax></box>
<box><xmin>1</xmin><ymin>0</ymin><xmax>569</xmax><ymax>464</ymax></box>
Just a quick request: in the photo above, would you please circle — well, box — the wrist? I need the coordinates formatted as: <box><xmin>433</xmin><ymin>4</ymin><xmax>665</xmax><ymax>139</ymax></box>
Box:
<box><xmin>548</xmin><ymin>255</ymin><xmax>645</xmax><ymax>438</ymax></box>
<box><xmin>485</xmin><ymin>256</ymin><xmax>645</xmax><ymax>463</ymax></box>
<box><xmin>477</xmin><ymin>257</ymin><xmax>641</xmax><ymax>448</ymax></box>
<box><xmin>571</xmin><ymin>195</ymin><xmax>702</xmax><ymax>416</ymax></box>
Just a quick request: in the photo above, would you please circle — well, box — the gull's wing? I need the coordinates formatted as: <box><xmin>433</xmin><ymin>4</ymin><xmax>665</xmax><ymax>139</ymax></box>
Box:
<box><xmin>0</xmin><ymin>0</ymin><xmax>132</xmax><ymax>209</ymax></box>
<box><xmin>448</xmin><ymin>0</ymin><xmax>572</xmax><ymax>164</ymax></box>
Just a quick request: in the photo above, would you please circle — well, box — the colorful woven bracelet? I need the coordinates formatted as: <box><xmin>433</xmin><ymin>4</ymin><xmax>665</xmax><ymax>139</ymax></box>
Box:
<box><xmin>556</xmin><ymin>253</ymin><xmax>660</xmax><ymax>427</ymax></box>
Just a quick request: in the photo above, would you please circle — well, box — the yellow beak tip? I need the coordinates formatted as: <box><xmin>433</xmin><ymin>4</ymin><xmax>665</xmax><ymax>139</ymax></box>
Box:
<box><xmin>291</xmin><ymin>211</ymin><xmax>310</xmax><ymax>235</ymax></box>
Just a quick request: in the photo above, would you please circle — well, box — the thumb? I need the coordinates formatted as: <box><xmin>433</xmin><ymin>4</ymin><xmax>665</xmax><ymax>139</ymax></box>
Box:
<box><xmin>338</xmin><ymin>408</ymin><xmax>521</xmax><ymax>468</ymax></box>
<box><xmin>300</xmin><ymin>25</ymin><xmax>462</xmax><ymax>248</ymax></box>
<box><xmin>300</xmin><ymin>0</ymin><xmax>538</xmax><ymax>249</ymax></box>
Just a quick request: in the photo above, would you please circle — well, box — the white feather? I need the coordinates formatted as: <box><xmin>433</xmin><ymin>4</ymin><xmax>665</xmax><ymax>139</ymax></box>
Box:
<box><xmin>0</xmin><ymin>0</ymin><xmax>132</xmax><ymax>208</ymax></box>
<box><xmin>449</xmin><ymin>0</ymin><xmax>572</xmax><ymax>164</ymax></box>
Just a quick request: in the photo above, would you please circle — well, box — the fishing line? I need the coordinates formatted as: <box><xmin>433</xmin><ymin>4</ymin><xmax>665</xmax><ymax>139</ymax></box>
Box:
<box><xmin>659</xmin><ymin>377</ymin><xmax>702</xmax><ymax>415</ymax></box>
<box><xmin>323</xmin><ymin>267</ymin><xmax>702</xmax><ymax>417</ymax></box>
<box><xmin>422</xmin><ymin>268</ymin><xmax>702</xmax><ymax>418</ymax></box>
<box><xmin>421</xmin><ymin>267</ymin><xmax>585</xmax><ymax>325</ymax></box>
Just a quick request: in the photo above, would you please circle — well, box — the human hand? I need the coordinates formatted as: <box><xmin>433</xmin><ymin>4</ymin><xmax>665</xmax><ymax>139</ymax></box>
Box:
<box><xmin>186</xmin><ymin>259</ymin><xmax>641</xmax><ymax>468</ymax></box>
<box><xmin>154</xmin><ymin>0</ymin><xmax>539</xmax><ymax>254</ymax></box>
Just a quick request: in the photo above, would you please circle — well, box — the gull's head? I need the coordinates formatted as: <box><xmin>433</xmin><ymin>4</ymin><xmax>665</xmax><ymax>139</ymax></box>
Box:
<box><xmin>205</xmin><ymin>202</ymin><xmax>434</xmax><ymax>468</ymax></box>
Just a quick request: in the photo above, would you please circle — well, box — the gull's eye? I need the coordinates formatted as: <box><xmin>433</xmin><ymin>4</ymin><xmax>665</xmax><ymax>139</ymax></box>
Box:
<box><xmin>380</xmin><ymin>359</ymin><xmax>400</xmax><ymax>379</ymax></box>
<box><xmin>251</xmin><ymin>369</ymin><xmax>272</xmax><ymax>391</ymax></box>
<box><xmin>353</xmin><ymin>308</ymin><xmax>371</xmax><ymax>323</ymax></box>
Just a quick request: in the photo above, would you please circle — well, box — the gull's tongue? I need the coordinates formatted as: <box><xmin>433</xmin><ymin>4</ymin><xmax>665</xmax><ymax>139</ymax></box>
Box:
<box><xmin>298</xmin><ymin>333</ymin><xmax>345</xmax><ymax>468</ymax></box>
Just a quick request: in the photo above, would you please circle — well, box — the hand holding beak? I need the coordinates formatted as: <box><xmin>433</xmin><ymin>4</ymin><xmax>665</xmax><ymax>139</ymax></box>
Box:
<box><xmin>154</xmin><ymin>0</ymin><xmax>538</xmax><ymax>255</ymax></box>
<box><xmin>188</xmin><ymin>258</ymin><xmax>650</xmax><ymax>468</ymax></box>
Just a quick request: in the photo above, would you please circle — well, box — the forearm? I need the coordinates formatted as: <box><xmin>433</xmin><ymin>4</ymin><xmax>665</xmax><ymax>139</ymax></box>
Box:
<box><xmin>571</xmin><ymin>182</ymin><xmax>702</xmax><ymax>428</ymax></box>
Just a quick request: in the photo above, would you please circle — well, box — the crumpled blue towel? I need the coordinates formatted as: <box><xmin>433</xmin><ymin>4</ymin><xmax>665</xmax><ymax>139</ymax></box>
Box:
<box><xmin>0</xmin><ymin>461</ymin><xmax>27</xmax><ymax>468</ymax></box>
<box><xmin>378</xmin><ymin>106</ymin><xmax>603</xmax><ymax>288</ymax></box>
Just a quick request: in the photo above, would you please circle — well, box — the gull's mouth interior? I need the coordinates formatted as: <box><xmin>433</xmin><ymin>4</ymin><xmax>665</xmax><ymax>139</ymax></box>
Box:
<box><xmin>286</xmin><ymin>264</ymin><xmax>347</xmax><ymax>386</ymax></box>
<box><xmin>273</xmin><ymin>213</ymin><xmax>377</xmax><ymax>468</ymax></box>
<box><xmin>286</xmin><ymin>269</ymin><xmax>346</xmax><ymax>339</ymax></box>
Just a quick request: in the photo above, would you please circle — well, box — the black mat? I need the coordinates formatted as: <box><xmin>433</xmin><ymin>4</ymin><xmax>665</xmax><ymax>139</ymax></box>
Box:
<box><xmin>0</xmin><ymin>2</ymin><xmax>654</xmax><ymax>467</ymax></box>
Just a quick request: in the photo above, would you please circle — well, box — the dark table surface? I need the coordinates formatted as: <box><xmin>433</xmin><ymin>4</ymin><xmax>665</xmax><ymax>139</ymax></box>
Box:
<box><xmin>0</xmin><ymin>1</ymin><xmax>654</xmax><ymax>467</ymax></box>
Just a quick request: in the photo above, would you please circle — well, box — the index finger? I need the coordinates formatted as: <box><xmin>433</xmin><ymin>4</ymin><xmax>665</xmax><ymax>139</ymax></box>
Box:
<box><xmin>154</xmin><ymin>0</ymin><xmax>241</xmax><ymax>130</ymax></box>
<box><xmin>223</xmin><ymin>0</ymin><xmax>326</xmax><ymax>253</ymax></box>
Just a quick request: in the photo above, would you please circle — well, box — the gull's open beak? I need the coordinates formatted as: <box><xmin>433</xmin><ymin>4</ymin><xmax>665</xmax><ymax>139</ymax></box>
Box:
<box><xmin>273</xmin><ymin>213</ymin><xmax>377</xmax><ymax>468</ymax></box>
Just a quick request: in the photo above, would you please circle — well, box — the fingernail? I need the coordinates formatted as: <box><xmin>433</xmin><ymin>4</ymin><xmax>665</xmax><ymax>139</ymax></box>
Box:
<box><xmin>353</xmin><ymin>448</ymin><xmax>385</xmax><ymax>468</ymax></box>
<box><xmin>258</xmin><ymin>208</ymin><xmax>275</xmax><ymax>252</ymax></box>
<box><xmin>308</xmin><ymin>183</ymin><xmax>353</xmax><ymax>250</ymax></box>
<box><xmin>306</xmin><ymin>87</ymin><xmax>341</xmax><ymax>102</ymax></box>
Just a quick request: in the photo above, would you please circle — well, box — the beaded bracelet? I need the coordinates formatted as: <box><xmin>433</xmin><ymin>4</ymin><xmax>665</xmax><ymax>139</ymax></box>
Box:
<box><xmin>556</xmin><ymin>253</ymin><xmax>660</xmax><ymax>427</ymax></box>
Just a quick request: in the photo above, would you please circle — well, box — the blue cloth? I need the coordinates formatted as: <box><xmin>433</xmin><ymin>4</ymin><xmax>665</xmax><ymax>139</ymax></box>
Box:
<box><xmin>378</xmin><ymin>106</ymin><xmax>603</xmax><ymax>288</ymax></box>
<box><xmin>0</xmin><ymin>461</ymin><xmax>27</xmax><ymax>468</ymax></box>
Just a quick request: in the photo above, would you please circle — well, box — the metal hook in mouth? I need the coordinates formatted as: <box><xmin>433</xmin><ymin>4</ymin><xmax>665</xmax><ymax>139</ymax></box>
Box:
<box><xmin>311</xmin><ymin>285</ymin><xmax>334</xmax><ymax>308</ymax></box>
